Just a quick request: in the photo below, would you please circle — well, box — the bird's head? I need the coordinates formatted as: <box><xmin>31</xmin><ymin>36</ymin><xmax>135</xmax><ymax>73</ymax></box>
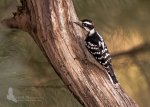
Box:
<box><xmin>74</xmin><ymin>19</ymin><xmax>95</xmax><ymax>32</ymax></box>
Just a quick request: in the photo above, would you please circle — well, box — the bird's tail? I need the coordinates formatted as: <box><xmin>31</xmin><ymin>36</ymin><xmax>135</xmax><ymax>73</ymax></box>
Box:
<box><xmin>106</xmin><ymin>65</ymin><xmax>118</xmax><ymax>84</ymax></box>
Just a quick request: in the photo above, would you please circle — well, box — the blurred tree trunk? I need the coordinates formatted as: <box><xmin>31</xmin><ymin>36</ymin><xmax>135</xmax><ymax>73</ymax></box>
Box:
<box><xmin>1</xmin><ymin>0</ymin><xmax>139</xmax><ymax>107</ymax></box>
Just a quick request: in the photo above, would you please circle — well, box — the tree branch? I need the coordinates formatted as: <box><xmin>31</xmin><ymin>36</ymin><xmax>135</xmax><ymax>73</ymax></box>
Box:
<box><xmin>1</xmin><ymin>0</ymin><xmax>139</xmax><ymax>107</ymax></box>
<box><xmin>112</xmin><ymin>43</ymin><xmax>150</xmax><ymax>58</ymax></box>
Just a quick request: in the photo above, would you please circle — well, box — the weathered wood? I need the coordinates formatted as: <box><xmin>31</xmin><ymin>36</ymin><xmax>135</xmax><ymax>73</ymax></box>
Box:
<box><xmin>1</xmin><ymin>0</ymin><xmax>139</xmax><ymax>107</ymax></box>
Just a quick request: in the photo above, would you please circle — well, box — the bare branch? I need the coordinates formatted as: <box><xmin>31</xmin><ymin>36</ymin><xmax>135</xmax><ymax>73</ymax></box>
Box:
<box><xmin>112</xmin><ymin>43</ymin><xmax>150</xmax><ymax>58</ymax></box>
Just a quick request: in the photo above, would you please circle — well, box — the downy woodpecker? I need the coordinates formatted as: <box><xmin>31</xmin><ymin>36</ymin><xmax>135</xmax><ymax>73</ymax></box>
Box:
<box><xmin>74</xmin><ymin>19</ymin><xmax>118</xmax><ymax>84</ymax></box>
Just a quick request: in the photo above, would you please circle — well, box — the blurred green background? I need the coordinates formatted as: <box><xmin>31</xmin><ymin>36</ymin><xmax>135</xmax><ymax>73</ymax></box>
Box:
<box><xmin>0</xmin><ymin>0</ymin><xmax>150</xmax><ymax>107</ymax></box>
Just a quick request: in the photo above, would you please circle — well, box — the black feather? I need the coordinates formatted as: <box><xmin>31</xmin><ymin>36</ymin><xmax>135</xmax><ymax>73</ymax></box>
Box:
<box><xmin>85</xmin><ymin>28</ymin><xmax>118</xmax><ymax>84</ymax></box>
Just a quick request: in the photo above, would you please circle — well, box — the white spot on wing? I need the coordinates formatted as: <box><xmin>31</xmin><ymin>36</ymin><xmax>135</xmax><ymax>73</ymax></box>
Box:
<box><xmin>104</xmin><ymin>53</ymin><xmax>109</xmax><ymax>58</ymax></box>
<box><xmin>102</xmin><ymin>48</ymin><xmax>107</xmax><ymax>54</ymax></box>
<box><xmin>98</xmin><ymin>57</ymin><xmax>103</xmax><ymax>60</ymax></box>
<box><xmin>102</xmin><ymin>59</ymin><xmax>109</xmax><ymax>65</ymax></box>
<box><xmin>101</xmin><ymin>42</ymin><xmax>105</xmax><ymax>49</ymax></box>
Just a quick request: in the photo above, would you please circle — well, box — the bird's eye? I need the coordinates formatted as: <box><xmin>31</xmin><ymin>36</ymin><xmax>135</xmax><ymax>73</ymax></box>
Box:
<box><xmin>83</xmin><ymin>23</ymin><xmax>88</xmax><ymax>27</ymax></box>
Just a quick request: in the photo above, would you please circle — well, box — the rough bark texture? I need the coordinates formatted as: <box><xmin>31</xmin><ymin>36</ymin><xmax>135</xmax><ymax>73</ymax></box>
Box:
<box><xmin>1</xmin><ymin>0</ymin><xmax>139</xmax><ymax>107</ymax></box>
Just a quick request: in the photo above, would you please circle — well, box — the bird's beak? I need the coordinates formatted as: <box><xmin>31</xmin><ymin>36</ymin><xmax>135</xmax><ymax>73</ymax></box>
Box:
<box><xmin>73</xmin><ymin>21</ymin><xmax>83</xmax><ymax>28</ymax></box>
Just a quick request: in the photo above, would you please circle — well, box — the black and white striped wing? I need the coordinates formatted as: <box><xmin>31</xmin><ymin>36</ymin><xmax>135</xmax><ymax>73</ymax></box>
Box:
<box><xmin>86</xmin><ymin>41</ymin><xmax>111</xmax><ymax>68</ymax></box>
<box><xmin>85</xmin><ymin>41</ymin><xmax>118</xmax><ymax>84</ymax></box>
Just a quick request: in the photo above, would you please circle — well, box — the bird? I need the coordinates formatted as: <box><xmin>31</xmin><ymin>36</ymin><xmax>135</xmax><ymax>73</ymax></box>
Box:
<box><xmin>74</xmin><ymin>19</ymin><xmax>118</xmax><ymax>84</ymax></box>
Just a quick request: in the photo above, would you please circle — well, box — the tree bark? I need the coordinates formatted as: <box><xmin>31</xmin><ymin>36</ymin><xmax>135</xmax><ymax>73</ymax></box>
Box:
<box><xmin>1</xmin><ymin>0</ymin><xmax>139</xmax><ymax>107</ymax></box>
